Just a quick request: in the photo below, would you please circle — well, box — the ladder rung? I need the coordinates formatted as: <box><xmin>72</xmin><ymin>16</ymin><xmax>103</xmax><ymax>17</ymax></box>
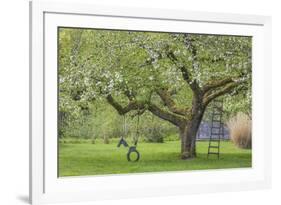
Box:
<box><xmin>209</xmin><ymin>146</ymin><xmax>219</xmax><ymax>148</ymax></box>
<box><xmin>212</xmin><ymin>126</ymin><xmax>221</xmax><ymax>129</ymax></box>
<box><xmin>208</xmin><ymin>152</ymin><xmax>219</xmax><ymax>155</ymax></box>
<box><xmin>211</xmin><ymin>133</ymin><xmax>221</xmax><ymax>135</ymax></box>
<box><xmin>208</xmin><ymin>100</ymin><xmax>223</xmax><ymax>159</ymax></box>
<box><xmin>209</xmin><ymin>139</ymin><xmax>220</xmax><ymax>141</ymax></box>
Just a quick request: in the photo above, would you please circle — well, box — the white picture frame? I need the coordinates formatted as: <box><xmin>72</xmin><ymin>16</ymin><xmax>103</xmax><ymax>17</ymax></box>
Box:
<box><xmin>29</xmin><ymin>1</ymin><xmax>272</xmax><ymax>204</ymax></box>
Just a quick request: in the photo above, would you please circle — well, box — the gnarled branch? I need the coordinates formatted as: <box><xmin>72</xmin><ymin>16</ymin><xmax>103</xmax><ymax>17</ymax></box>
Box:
<box><xmin>106</xmin><ymin>94</ymin><xmax>185</xmax><ymax>127</ymax></box>
<box><xmin>202</xmin><ymin>78</ymin><xmax>234</xmax><ymax>93</ymax></box>
<box><xmin>203</xmin><ymin>81</ymin><xmax>240</xmax><ymax>106</ymax></box>
<box><xmin>156</xmin><ymin>88</ymin><xmax>187</xmax><ymax>116</ymax></box>
<box><xmin>148</xmin><ymin>103</ymin><xmax>185</xmax><ymax>126</ymax></box>
<box><xmin>106</xmin><ymin>95</ymin><xmax>144</xmax><ymax>115</ymax></box>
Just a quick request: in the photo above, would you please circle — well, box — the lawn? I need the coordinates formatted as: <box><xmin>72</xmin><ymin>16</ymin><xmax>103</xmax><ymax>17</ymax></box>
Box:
<box><xmin>58</xmin><ymin>140</ymin><xmax>252</xmax><ymax>177</ymax></box>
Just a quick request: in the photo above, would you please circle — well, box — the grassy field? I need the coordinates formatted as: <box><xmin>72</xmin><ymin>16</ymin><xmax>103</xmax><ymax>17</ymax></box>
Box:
<box><xmin>58</xmin><ymin>140</ymin><xmax>251</xmax><ymax>177</ymax></box>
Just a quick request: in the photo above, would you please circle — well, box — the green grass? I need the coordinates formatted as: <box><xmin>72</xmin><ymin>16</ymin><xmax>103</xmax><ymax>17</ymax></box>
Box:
<box><xmin>59</xmin><ymin>140</ymin><xmax>251</xmax><ymax>177</ymax></box>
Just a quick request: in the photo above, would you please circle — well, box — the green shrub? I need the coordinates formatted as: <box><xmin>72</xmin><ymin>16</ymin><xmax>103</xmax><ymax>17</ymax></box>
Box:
<box><xmin>144</xmin><ymin>127</ymin><xmax>164</xmax><ymax>143</ymax></box>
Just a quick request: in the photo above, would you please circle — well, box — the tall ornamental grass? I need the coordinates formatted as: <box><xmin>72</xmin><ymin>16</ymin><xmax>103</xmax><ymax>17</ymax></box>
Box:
<box><xmin>227</xmin><ymin>112</ymin><xmax>252</xmax><ymax>149</ymax></box>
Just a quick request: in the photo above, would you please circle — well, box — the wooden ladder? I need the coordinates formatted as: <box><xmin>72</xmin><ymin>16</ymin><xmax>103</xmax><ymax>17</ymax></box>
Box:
<box><xmin>207</xmin><ymin>99</ymin><xmax>224</xmax><ymax>159</ymax></box>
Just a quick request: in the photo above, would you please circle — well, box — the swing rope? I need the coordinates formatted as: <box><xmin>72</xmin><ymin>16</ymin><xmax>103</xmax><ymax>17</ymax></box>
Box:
<box><xmin>134</xmin><ymin>113</ymin><xmax>140</xmax><ymax>146</ymax></box>
<box><xmin>123</xmin><ymin>114</ymin><xmax>126</xmax><ymax>138</ymax></box>
<box><xmin>117</xmin><ymin>114</ymin><xmax>129</xmax><ymax>148</ymax></box>
<box><xmin>117</xmin><ymin>110</ymin><xmax>141</xmax><ymax>162</ymax></box>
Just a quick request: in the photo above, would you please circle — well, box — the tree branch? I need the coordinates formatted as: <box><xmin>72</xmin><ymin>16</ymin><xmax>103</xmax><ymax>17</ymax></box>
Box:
<box><xmin>106</xmin><ymin>94</ymin><xmax>185</xmax><ymax>127</ymax></box>
<box><xmin>166</xmin><ymin>51</ymin><xmax>200</xmax><ymax>92</ymax></box>
<box><xmin>203</xmin><ymin>81</ymin><xmax>240</xmax><ymax>106</ymax></box>
<box><xmin>106</xmin><ymin>95</ymin><xmax>144</xmax><ymax>115</ymax></box>
<box><xmin>156</xmin><ymin>88</ymin><xmax>187</xmax><ymax>116</ymax></box>
<box><xmin>202</xmin><ymin>78</ymin><xmax>234</xmax><ymax>93</ymax></box>
<box><xmin>123</xmin><ymin>87</ymin><xmax>135</xmax><ymax>101</ymax></box>
<box><xmin>148</xmin><ymin>103</ymin><xmax>185</xmax><ymax>126</ymax></box>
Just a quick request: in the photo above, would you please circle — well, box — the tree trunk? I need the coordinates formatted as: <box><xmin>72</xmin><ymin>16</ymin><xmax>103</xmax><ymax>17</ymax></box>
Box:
<box><xmin>179</xmin><ymin>125</ymin><xmax>195</xmax><ymax>159</ymax></box>
<box><xmin>179</xmin><ymin>111</ymin><xmax>204</xmax><ymax>159</ymax></box>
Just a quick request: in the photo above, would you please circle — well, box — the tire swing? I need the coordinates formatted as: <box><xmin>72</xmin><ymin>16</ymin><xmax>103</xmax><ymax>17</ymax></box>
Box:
<box><xmin>117</xmin><ymin>113</ymin><xmax>141</xmax><ymax>162</ymax></box>
<box><xmin>127</xmin><ymin>146</ymin><xmax>140</xmax><ymax>162</ymax></box>
<box><xmin>127</xmin><ymin>113</ymin><xmax>141</xmax><ymax>162</ymax></box>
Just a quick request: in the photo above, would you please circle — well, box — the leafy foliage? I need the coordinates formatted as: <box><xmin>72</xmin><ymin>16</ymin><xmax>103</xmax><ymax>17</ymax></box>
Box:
<box><xmin>58</xmin><ymin>28</ymin><xmax>252</xmax><ymax>143</ymax></box>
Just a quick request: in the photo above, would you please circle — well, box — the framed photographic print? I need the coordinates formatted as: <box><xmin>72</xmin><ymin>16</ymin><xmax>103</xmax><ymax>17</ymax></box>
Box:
<box><xmin>29</xmin><ymin>0</ymin><xmax>271</xmax><ymax>204</ymax></box>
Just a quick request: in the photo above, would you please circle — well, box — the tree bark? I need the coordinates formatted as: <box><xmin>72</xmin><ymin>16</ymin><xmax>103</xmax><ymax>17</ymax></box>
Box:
<box><xmin>179</xmin><ymin>103</ymin><xmax>205</xmax><ymax>159</ymax></box>
<box><xmin>179</xmin><ymin>121</ymin><xmax>199</xmax><ymax>159</ymax></box>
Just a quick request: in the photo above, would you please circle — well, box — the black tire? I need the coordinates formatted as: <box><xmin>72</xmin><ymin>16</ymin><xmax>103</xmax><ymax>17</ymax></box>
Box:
<box><xmin>127</xmin><ymin>146</ymin><xmax>140</xmax><ymax>162</ymax></box>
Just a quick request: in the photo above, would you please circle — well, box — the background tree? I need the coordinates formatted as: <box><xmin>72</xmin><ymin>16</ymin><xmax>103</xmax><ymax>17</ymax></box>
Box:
<box><xmin>59</xmin><ymin>28</ymin><xmax>251</xmax><ymax>159</ymax></box>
